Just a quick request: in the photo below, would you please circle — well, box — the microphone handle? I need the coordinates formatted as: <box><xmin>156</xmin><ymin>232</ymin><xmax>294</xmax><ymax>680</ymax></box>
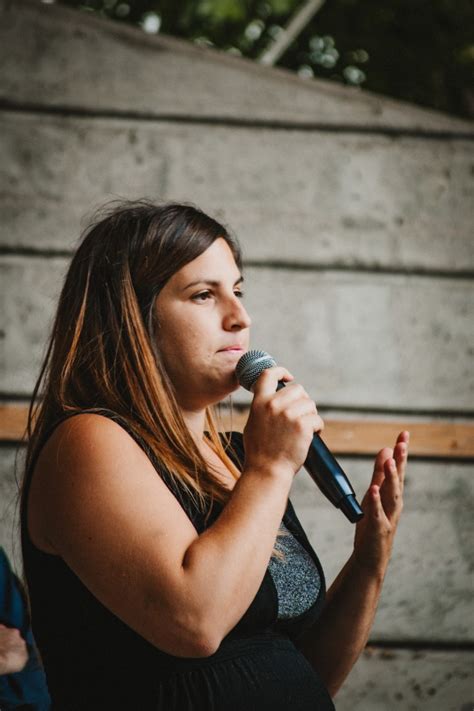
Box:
<box><xmin>276</xmin><ymin>381</ymin><xmax>364</xmax><ymax>523</ymax></box>
<box><xmin>305</xmin><ymin>433</ymin><xmax>364</xmax><ymax>523</ymax></box>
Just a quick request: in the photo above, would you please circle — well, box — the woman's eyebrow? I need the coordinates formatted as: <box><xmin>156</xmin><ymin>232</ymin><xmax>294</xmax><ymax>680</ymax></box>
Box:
<box><xmin>182</xmin><ymin>275</ymin><xmax>244</xmax><ymax>292</ymax></box>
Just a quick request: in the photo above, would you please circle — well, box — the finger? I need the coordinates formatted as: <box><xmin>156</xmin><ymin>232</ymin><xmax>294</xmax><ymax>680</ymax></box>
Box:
<box><xmin>251</xmin><ymin>366</ymin><xmax>294</xmax><ymax>397</ymax></box>
<box><xmin>396</xmin><ymin>430</ymin><xmax>410</xmax><ymax>445</ymax></box>
<box><xmin>371</xmin><ymin>447</ymin><xmax>393</xmax><ymax>488</ymax></box>
<box><xmin>366</xmin><ymin>484</ymin><xmax>389</xmax><ymax>525</ymax></box>
<box><xmin>282</xmin><ymin>396</ymin><xmax>317</xmax><ymax>417</ymax></box>
<box><xmin>393</xmin><ymin>431</ymin><xmax>409</xmax><ymax>490</ymax></box>
<box><xmin>271</xmin><ymin>383</ymin><xmax>316</xmax><ymax>411</ymax></box>
<box><xmin>284</xmin><ymin>405</ymin><xmax>325</xmax><ymax>434</ymax></box>
<box><xmin>379</xmin><ymin>457</ymin><xmax>402</xmax><ymax>519</ymax></box>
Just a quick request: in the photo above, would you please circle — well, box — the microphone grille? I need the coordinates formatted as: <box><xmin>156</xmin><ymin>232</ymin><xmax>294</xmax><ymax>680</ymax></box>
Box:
<box><xmin>236</xmin><ymin>349</ymin><xmax>277</xmax><ymax>391</ymax></box>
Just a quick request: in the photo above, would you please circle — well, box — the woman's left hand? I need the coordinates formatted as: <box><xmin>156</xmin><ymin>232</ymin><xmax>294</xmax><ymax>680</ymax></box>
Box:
<box><xmin>353</xmin><ymin>431</ymin><xmax>409</xmax><ymax>576</ymax></box>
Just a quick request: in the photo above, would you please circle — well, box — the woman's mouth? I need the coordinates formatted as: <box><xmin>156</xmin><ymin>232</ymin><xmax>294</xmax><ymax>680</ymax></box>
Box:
<box><xmin>218</xmin><ymin>346</ymin><xmax>244</xmax><ymax>354</ymax></box>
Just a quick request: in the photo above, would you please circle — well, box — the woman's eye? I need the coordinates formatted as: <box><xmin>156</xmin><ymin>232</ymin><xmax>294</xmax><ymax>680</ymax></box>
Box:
<box><xmin>192</xmin><ymin>289</ymin><xmax>244</xmax><ymax>302</ymax></box>
<box><xmin>192</xmin><ymin>291</ymin><xmax>211</xmax><ymax>302</ymax></box>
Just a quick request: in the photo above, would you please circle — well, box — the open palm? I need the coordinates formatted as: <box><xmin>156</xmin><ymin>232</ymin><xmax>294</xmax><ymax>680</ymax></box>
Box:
<box><xmin>353</xmin><ymin>431</ymin><xmax>409</xmax><ymax>574</ymax></box>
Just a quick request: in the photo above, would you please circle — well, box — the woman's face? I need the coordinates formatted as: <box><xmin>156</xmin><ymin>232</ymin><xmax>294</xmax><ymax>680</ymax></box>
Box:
<box><xmin>154</xmin><ymin>237</ymin><xmax>251</xmax><ymax>410</ymax></box>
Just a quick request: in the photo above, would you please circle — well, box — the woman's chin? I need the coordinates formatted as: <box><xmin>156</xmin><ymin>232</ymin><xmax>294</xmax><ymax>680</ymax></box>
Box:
<box><xmin>210</xmin><ymin>372</ymin><xmax>241</xmax><ymax>404</ymax></box>
<box><xmin>174</xmin><ymin>368</ymin><xmax>242</xmax><ymax>410</ymax></box>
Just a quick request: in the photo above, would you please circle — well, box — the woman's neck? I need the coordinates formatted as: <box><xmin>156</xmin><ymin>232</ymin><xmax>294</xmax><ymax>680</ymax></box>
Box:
<box><xmin>180</xmin><ymin>404</ymin><xmax>239</xmax><ymax>490</ymax></box>
<box><xmin>180</xmin><ymin>407</ymin><xmax>207</xmax><ymax>444</ymax></box>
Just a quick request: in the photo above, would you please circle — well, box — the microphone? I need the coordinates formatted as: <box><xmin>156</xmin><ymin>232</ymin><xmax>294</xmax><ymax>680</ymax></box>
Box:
<box><xmin>236</xmin><ymin>349</ymin><xmax>364</xmax><ymax>524</ymax></box>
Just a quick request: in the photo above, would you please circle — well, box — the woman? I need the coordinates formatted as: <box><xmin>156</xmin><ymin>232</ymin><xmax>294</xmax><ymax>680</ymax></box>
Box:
<box><xmin>20</xmin><ymin>200</ymin><xmax>409</xmax><ymax>710</ymax></box>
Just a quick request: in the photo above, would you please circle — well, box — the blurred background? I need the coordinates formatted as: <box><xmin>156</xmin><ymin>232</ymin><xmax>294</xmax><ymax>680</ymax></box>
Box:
<box><xmin>55</xmin><ymin>0</ymin><xmax>474</xmax><ymax>119</ymax></box>
<box><xmin>0</xmin><ymin>1</ymin><xmax>473</xmax><ymax>709</ymax></box>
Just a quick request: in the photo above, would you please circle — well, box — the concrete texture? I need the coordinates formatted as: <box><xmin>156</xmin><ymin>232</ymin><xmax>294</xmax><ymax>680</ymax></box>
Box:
<box><xmin>1</xmin><ymin>112</ymin><xmax>472</xmax><ymax>272</ymax></box>
<box><xmin>334</xmin><ymin>646</ymin><xmax>474</xmax><ymax>711</ymax></box>
<box><xmin>2</xmin><ymin>257</ymin><xmax>473</xmax><ymax>410</ymax></box>
<box><xmin>0</xmin><ymin>446</ymin><xmax>23</xmax><ymax>573</ymax></box>
<box><xmin>1</xmin><ymin>0</ymin><xmax>473</xmax><ymax>133</ymax></box>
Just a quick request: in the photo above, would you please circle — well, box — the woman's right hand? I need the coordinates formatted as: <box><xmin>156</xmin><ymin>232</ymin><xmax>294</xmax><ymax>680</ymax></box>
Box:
<box><xmin>243</xmin><ymin>366</ymin><xmax>324</xmax><ymax>479</ymax></box>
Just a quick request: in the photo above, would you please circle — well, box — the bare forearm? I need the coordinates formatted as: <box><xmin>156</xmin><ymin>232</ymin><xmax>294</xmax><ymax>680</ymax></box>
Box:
<box><xmin>297</xmin><ymin>554</ymin><xmax>386</xmax><ymax>697</ymax></box>
<box><xmin>182</xmin><ymin>466</ymin><xmax>293</xmax><ymax>646</ymax></box>
<box><xmin>295</xmin><ymin>434</ymin><xmax>408</xmax><ymax>696</ymax></box>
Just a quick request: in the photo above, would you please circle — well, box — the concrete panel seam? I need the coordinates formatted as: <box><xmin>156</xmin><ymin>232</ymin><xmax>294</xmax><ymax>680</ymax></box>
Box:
<box><xmin>1</xmin><ymin>100</ymin><xmax>473</xmax><ymax>141</ymax></box>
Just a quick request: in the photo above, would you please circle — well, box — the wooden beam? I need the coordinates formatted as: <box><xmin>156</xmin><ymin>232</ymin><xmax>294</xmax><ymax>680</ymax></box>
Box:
<box><xmin>1</xmin><ymin>404</ymin><xmax>473</xmax><ymax>458</ymax></box>
<box><xmin>0</xmin><ymin>404</ymin><xmax>30</xmax><ymax>442</ymax></box>
<box><xmin>216</xmin><ymin>409</ymin><xmax>474</xmax><ymax>458</ymax></box>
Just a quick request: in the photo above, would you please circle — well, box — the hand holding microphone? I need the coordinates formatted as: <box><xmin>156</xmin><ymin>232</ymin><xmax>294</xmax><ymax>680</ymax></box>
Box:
<box><xmin>240</xmin><ymin>363</ymin><xmax>323</xmax><ymax>483</ymax></box>
<box><xmin>236</xmin><ymin>350</ymin><xmax>364</xmax><ymax>523</ymax></box>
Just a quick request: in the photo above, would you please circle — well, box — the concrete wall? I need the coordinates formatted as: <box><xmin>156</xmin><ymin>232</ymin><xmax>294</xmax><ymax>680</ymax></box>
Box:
<box><xmin>1</xmin><ymin>1</ymin><xmax>473</xmax><ymax>708</ymax></box>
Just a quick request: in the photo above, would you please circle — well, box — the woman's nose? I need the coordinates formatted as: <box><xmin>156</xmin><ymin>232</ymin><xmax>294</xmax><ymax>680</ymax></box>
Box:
<box><xmin>223</xmin><ymin>296</ymin><xmax>251</xmax><ymax>331</ymax></box>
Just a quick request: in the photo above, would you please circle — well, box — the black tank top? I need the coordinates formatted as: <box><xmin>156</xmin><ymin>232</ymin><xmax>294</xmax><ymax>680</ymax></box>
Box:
<box><xmin>21</xmin><ymin>409</ymin><xmax>335</xmax><ymax>710</ymax></box>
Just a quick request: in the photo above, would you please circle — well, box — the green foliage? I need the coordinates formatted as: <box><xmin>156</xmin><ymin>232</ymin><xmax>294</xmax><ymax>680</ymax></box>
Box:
<box><xmin>57</xmin><ymin>0</ymin><xmax>473</xmax><ymax>119</ymax></box>
<box><xmin>290</xmin><ymin>0</ymin><xmax>474</xmax><ymax>118</ymax></box>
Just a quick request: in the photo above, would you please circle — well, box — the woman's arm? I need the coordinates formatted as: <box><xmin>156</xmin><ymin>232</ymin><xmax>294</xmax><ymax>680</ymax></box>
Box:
<box><xmin>35</xmin><ymin>367</ymin><xmax>323</xmax><ymax>658</ymax></box>
<box><xmin>295</xmin><ymin>431</ymin><xmax>409</xmax><ymax>697</ymax></box>
<box><xmin>34</xmin><ymin>412</ymin><xmax>292</xmax><ymax>658</ymax></box>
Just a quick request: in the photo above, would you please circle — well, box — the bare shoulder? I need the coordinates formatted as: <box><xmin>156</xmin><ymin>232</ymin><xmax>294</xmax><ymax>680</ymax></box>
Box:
<box><xmin>28</xmin><ymin>412</ymin><xmax>195</xmax><ymax>555</ymax></box>
<box><xmin>28</xmin><ymin>413</ymin><xmax>152</xmax><ymax>552</ymax></box>
<box><xmin>36</xmin><ymin>412</ymin><xmax>148</xmax><ymax>474</ymax></box>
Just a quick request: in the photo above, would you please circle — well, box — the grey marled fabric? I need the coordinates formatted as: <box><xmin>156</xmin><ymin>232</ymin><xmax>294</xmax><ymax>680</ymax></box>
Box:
<box><xmin>268</xmin><ymin>522</ymin><xmax>321</xmax><ymax>620</ymax></box>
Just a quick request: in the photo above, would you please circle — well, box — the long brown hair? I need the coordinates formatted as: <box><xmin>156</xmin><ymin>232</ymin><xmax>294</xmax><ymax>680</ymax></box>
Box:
<box><xmin>20</xmin><ymin>199</ymin><xmax>288</xmax><ymax>556</ymax></box>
